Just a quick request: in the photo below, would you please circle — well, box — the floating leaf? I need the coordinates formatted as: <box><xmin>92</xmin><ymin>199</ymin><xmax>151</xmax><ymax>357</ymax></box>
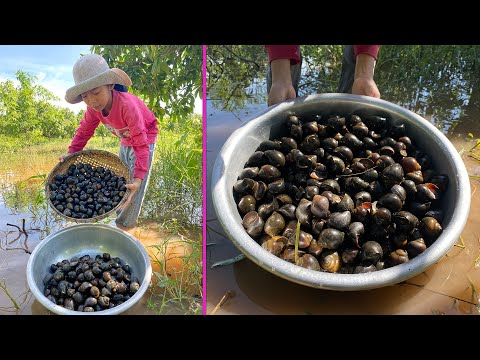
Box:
<box><xmin>211</xmin><ymin>254</ymin><xmax>245</xmax><ymax>268</ymax></box>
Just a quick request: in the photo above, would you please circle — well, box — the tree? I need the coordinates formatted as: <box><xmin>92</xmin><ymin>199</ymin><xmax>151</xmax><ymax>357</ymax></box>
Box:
<box><xmin>207</xmin><ymin>45</ymin><xmax>267</xmax><ymax>111</ymax></box>
<box><xmin>375</xmin><ymin>45</ymin><xmax>480</xmax><ymax>136</ymax></box>
<box><xmin>0</xmin><ymin>70</ymin><xmax>82</xmax><ymax>143</ymax></box>
<box><xmin>207</xmin><ymin>45</ymin><xmax>346</xmax><ymax>111</ymax></box>
<box><xmin>207</xmin><ymin>45</ymin><xmax>480</xmax><ymax>138</ymax></box>
<box><xmin>90</xmin><ymin>45</ymin><xmax>202</xmax><ymax>123</ymax></box>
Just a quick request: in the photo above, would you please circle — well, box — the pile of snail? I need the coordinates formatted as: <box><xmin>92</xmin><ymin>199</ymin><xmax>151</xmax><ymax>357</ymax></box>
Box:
<box><xmin>43</xmin><ymin>253</ymin><xmax>140</xmax><ymax>312</ymax></box>
<box><xmin>233</xmin><ymin>113</ymin><xmax>447</xmax><ymax>274</ymax></box>
<box><xmin>48</xmin><ymin>163</ymin><xmax>127</xmax><ymax>219</ymax></box>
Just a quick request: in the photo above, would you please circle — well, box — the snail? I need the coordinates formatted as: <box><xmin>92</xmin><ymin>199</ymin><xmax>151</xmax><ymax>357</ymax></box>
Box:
<box><xmin>233</xmin><ymin>112</ymin><xmax>448</xmax><ymax>274</ymax></box>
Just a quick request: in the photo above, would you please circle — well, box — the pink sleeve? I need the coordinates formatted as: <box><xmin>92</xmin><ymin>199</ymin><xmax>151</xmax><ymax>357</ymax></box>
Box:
<box><xmin>353</xmin><ymin>45</ymin><xmax>381</xmax><ymax>60</ymax></box>
<box><xmin>68</xmin><ymin>108</ymin><xmax>101</xmax><ymax>153</ymax></box>
<box><xmin>123</xmin><ymin>104</ymin><xmax>151</xmax><ymax>180</ymax></box>
<box><xmin>131</xmin><ymin>144</ymin><xmax>150</xmax><ymax>180</ymax></box>
<box><xmin>265</xmin><ymin>45</ymin><xmax>300</xmax><ymax>65</ymax></box>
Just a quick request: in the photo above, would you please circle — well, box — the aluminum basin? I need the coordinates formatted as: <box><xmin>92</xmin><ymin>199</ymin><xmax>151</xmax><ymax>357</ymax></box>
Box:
<box><xmin>26</xmin><ymin>224</ymin><xmax>152</xmax><ymax>314</ymax></box>
<box><xmin>212</xmin><ymin>93</ymin><xmax>470</xmax><ymax>291</ymax></box>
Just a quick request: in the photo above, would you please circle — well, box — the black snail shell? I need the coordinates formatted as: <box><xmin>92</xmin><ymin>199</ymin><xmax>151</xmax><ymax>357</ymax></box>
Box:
<box><xmin>43</xmin><ymin>253</ymin><xmax>138</xmax><ymax>312</ymax></box>
<box><xmin>48</xmin><ymin>163</ymin><xmax>127</xmax><ymax>219</ymax></box>
<box><xmin>233</xmin><ymin>111</ymin><xmax>449</xmax><ymax>275</ymax></box>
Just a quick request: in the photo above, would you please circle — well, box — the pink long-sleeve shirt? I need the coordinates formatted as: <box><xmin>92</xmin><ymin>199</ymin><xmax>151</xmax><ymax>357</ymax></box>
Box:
<box><xmin>265</xmin><ymin>45</ymin><xmax>380</xmax><ymax>64</ymax></box>
<box><xmin>68</xmin><ymin>89</ymin><xmax>158</xmax><ymax>180</ymax></box>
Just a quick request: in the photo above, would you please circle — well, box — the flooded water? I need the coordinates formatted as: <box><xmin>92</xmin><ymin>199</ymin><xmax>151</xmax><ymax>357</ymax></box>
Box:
<box><xmin>206</xmin><ymin>83</ymin><xmax>480</xmax><ymax>314</ymax></box>
<box><xmin>0</xmin><ymin>151</ymin><xmax>189</xmax><ymax>315</ymax></box>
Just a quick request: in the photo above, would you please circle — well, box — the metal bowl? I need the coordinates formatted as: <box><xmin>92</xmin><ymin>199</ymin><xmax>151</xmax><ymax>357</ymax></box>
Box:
<box><xmin>212</xmin><ymin>93</ymin><xmax>471</xmax><ymax>291</ymax></box>
<box><xmin>26</xmin><ymin>224</ymin><xmax>152</xmax><ymax>314</ymax></box>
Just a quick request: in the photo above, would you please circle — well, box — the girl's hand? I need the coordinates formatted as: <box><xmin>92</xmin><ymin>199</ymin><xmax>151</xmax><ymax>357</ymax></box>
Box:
<box><xmin>268</xmin><ymin>58</ymin><xmax>296</xmax><ymax>106</ymax></box>
<box><xmin>268</xmin><ymin>81</ymin><xmax>296</xmax><ymax>106</ymax></box>
<box><xmin>352</xmin><ymin>77</ymin><xmax>380</xmax><ymax>98</ymax></box>
<box><xmin>352</xmin><ymin>53</ymin><xmax>380</xmax><ymax>98</ymax></box>
<box><xmin>59</xmin><ymin>153</ymin><xmax>69</xmax><ymax>162</ymax></box>
<box><xmin>119</xmin><ymin>178</ymin><xmax>142</xmax><ymax>210</ymax></box>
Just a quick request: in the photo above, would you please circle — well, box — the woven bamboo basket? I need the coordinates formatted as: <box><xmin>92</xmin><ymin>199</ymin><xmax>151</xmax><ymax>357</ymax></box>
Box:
<box><xmin>45</xmin><ymin>150</ymin><xmax>131</xmax><ymax>223</ymax></box>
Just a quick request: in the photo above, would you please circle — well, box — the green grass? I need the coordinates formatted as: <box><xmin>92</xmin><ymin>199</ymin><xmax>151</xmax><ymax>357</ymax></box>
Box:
<box><xmin>0</xmin><ymin>128</ymin><xmax>119</xmax><ymax>153</ymax></box>
<box><xmin>460</xmin><ymin>137</ymin><xmax>480</xmax><ymax>180</ymax></box>
<box><xmin>0</xmin><ymin>136</ymin><xmax>118</xmax><ymax>177</ymax></box>
<box><xmin>141</xmin><ymin>116</ymin><xmax>202</xmax><ymax>314</ymax></box>
<box><xmin>142</xmin><ymin>126</ymin><xmax>202</xmax><ymax>228</ymax></box>
<box><xmin>146</xmin><ymin>229</ymin><xmax>202</xmax><ymax>315</ymax></box>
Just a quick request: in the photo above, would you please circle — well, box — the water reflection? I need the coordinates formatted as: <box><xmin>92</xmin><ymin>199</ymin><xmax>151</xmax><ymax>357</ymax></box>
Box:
<box><xmin>208</xmin><ymin>45</ymin><xmax>480</xmax><ymax>138</ymax></box>
<box><xmin>206</xmin><ymin>45</ymin><xmax>480</xmax><ymax>314</ymax></box>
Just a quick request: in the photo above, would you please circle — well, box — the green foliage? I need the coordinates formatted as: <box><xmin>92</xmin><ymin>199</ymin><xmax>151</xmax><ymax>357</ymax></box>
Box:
<box><xmin>374</xmin><ymin>45</ymin><xmax>480</xmax><ymax>134</ymax></box>
<box><xmin>300</xmin><ymin>45</ymin><xmax>344</xmax><ymax>93</ymax></box>
<box><xmin>90</xmin><ymin>45</ymin><xmax>202</xmax><ymax>123</ymax></box>
<box><xmin>207</xmin><ymin>45</ymin><xmax>480</xmax><ymax>137</ymax></box>
<box><xmin>0</xmin><ymin>71</ymin><xmax>83</xmax><ymax>144</ymax></box>
<box><xmin>142</xmin><ymin>114</ymin><xmax>202</xmax><ymax>229</ymax></box>
<box><xmin>136</xmin><ymin>113</ymin><xmax>203</xmax><ymax>315</ymax></box>
<box><xmin>207</xmin><ymin>45</ymin><xmax>268</xmax><ymax>111</ymax></box>
<box><xmin>148</xmin><ymin>232</ymin><xmax>202</xmax><ymax>315</ymax></box>
<box><xmin>207</xmin><ymin>45</ymin><xmax>345</xmax><ymax>111</ymax></box>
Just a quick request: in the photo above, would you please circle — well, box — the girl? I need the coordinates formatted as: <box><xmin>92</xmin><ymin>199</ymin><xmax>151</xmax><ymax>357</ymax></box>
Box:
<box><xmin>61</xmin><ymin>53</ymin><xmax>158</xmax><ymax>231</ymax></box>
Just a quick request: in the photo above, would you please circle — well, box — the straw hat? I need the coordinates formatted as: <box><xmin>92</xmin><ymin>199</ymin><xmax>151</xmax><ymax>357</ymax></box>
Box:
<box><xmin>65</xmin><ymin>54</ymin><xmax>132</xmax><ymax>104</ymax></box>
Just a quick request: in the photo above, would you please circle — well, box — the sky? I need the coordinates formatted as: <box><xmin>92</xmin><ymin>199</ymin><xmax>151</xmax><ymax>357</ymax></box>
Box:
<box><xmin>0</xmin><ymin>45</ymin><xmax>202</xmax><ymax>115</ymax></box>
